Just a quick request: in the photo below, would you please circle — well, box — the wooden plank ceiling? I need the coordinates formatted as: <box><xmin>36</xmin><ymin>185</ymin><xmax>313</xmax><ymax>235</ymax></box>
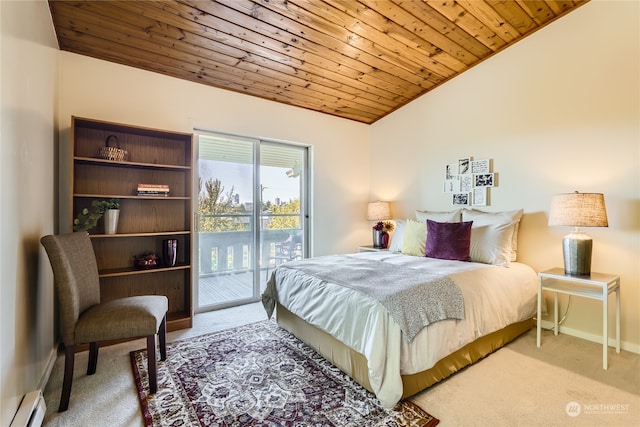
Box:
<box><xmin>49</xmin><ymin>0</ymin><xmax>587</xmax><ymax>124</ymax></box>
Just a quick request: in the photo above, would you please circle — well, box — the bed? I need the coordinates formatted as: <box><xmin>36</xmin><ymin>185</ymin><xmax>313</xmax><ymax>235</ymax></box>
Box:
<box><xmin>262</xmin><ymin>208</ymin><xmax>538</xmax><ymax>409</ymax></box>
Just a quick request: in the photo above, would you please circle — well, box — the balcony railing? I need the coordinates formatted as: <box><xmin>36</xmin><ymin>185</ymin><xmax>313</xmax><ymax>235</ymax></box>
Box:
<box><xmin>198</xmin><ymin>213</ymin><xmax>301</xmax><ymax>277</ymax></box>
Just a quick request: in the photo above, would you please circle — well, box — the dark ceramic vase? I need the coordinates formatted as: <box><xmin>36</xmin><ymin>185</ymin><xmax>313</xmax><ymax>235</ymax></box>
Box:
<box><xmin>380</xmin><ymin>232</ymin><xmax>389</xmax><ymax>249</ymax></box>
<box><xmin>163</xmin><ymin>239</ymin><xmax>178</xmax><ymax>267</ymax></box>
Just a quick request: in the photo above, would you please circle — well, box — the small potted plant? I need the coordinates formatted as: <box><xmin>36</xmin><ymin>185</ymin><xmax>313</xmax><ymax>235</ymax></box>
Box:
<box><xmin>101</xmin><ymin>198</ymin><xmax>120</xmax><ymax>234</ymax></box>
<box><xmin>73</xmin><ymin>198</ymin><xmax>120</xmax><ymax>233</ymax></box>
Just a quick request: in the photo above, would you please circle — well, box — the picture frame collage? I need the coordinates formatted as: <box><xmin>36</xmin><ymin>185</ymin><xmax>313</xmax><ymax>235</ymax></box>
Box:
<box><xmin>444</xmin><ymin>157</ymin><xmax>495</xmax><ymax>206</ymax></box>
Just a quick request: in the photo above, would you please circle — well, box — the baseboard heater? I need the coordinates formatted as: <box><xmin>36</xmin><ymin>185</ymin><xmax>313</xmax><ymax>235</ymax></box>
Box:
<box><xmin>10</xmin><ymin>390</ymin><xmax>46</xmax><ymax>427</ymax></box>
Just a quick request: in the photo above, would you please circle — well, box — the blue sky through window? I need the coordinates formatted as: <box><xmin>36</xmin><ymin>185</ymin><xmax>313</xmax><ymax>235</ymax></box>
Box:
<box><xmin>199</xmin><ymin>160</ymin><xmax>300</xmax><ymax>205</ymax></box>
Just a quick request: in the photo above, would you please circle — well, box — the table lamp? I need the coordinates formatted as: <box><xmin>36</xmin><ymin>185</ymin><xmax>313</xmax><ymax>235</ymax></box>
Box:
<box><xmin>548</xmin><ymin>191</ymin><xmax>608</xmax><ymax>275</ymax></box>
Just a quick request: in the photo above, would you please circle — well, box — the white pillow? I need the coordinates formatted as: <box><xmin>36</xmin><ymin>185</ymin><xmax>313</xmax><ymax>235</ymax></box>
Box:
<box><xmin>462</xmin><ymin>209</ymin><xmax>523</xmax><ymax>261</ymax></box>
<box><xmin>416</xmin><ymin>209</ymin><xmax>462</xmax><ymax>223</ymax></box>
<box><xmin>388</xmin><ymin>219</ymin><xmax>406</xmax><ymax>253</ymax></box>
<box><xmin>401</xmin><ymin>219</ymin><xmax>427</xmax><ymax>256</ymax></box>
<box><xmin>469</xmin><ymin>222</ymin><xmax>516</xmax><ymax>266</ymax></box>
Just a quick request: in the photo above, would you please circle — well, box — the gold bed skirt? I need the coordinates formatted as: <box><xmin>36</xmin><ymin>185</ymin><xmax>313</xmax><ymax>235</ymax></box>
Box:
<box><xmin>276</xmin><ymin>302</ymin><xmax>533</xmax><ymax>399</ymax></box>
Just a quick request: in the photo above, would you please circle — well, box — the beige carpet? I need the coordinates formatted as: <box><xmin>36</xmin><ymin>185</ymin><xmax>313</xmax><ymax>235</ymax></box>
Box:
<box><xmin>43</xmin><ymin>303</ymin><xmax>639</xmax><ymax>427</ymax></box>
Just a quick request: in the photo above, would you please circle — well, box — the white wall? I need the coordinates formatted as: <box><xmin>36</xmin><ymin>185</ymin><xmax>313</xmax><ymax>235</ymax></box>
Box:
<box><xmin>370</xmin><ymin>0</ymin><xmax>640</xmax><ymax>351</ymax></box>
<box><xmin>0</xmin><ymin>1</ymin><xmax>58</xmax><ymax>425</ymax></box>
<box><xmin>56</xmin><ymin>52</ymin><xmax>371</xmax><ymax>257</ymax></box>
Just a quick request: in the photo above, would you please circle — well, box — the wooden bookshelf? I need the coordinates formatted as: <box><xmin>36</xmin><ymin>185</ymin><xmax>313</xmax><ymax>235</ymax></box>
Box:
<box><xmin>70</xmin><ymin>116</ymin><xmax>193</xmax><ymax>331</ymax></box>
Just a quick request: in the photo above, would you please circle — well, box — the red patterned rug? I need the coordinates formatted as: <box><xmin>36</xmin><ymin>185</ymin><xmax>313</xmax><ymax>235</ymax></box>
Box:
<box><xmin>131</xmin><ymin>320</ymin><xmax>439</xmax><ymax>426</ymax></box>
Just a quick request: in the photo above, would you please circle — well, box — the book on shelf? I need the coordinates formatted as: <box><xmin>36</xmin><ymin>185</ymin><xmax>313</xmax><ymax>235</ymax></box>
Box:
<box><xmin>137</xmin><ymin>183</ymin><xmax>170</xmax><ymax>196</ymax></box>
<box><xmin>138</xmin><ymin>183</ymin><xmax>169</xmax><ymax>191</ymax></box>
<box><xmin>137</xmin><ymin>191</ymin><xmax>169</xmax><ymax>197</ymax></box>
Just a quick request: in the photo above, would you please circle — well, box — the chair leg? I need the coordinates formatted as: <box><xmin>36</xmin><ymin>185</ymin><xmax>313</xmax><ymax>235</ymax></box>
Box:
<box><xmin>159</xmin><ymin>316</ymin><xmax>167</xmax><ymax>361</ymax></box>
<box><xmin>147</xmin><ymin>335</ymin><xmax>158</xmax><ymax>394</ymax></box>
<box><xmin>87</xmin><ymin>342</ymin><xmax>99</xmax><ymax>375</ymax></box>
<box><xmin>59</xmin><ymin>345</ymin><xmax>75</xmax><ymax>412</ymax></box>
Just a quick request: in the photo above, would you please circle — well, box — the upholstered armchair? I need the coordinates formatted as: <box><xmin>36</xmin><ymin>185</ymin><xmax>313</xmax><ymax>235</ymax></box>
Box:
<box><xmin>41</xmin><ymin>231</ymin><xmax>168</xmax><ymax>412</ymax></box>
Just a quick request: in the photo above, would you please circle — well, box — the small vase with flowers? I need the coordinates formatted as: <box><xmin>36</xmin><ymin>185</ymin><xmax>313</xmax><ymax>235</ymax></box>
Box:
<box><xmin>372</xmin><ymin>221</ymin><xmax>395</xmax><ymax>249</ymax></box>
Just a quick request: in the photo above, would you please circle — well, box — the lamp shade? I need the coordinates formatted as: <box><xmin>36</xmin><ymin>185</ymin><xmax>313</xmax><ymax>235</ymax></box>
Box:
<box><xmin>367</xmin><ymin>201</ymin><xmax>391</xmax><ymax>221</ymax></box>
<box><xmin>548</xmin><ymin>192</ymin><xmax>608</xmax><ymax>228</ymax></box>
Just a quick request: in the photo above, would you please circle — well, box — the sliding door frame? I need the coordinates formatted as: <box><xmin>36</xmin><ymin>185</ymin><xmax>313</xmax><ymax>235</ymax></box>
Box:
<box><xmin>193</xmin><ymin>128</ymin><xmax>311</xmax><ymax>313</ymax></box>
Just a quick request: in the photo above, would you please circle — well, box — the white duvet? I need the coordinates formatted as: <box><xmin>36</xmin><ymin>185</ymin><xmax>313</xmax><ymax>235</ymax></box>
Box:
<box><xmin>270</xmin><ymin>251</ymin><xmax>538</xmax><ymax>408</ymax></box>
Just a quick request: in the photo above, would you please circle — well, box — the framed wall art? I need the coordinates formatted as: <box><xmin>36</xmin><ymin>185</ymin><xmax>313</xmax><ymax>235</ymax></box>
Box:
<box><xmin>453</xmin><ymin>193</ymin><xmax>470</xmax><ymax>206</ymax></box>
<box><xmin>471</xmin><ymin>159</ymin><xmax>490</xmax><ymax>174</ymax></box>
<box><xmin>473</xmin><ymin>187</ymin><xmax>487</xmax><ymax>206</ymax></box>
<box><xmin>458</xmin><ymin>157</ymin><xmax>471</xmax><ymax>175</ymax></box>
<box><xmin>459</xmin><ymin>174</ymin><xmax>473</xmax><ymax>192</ymax></box>
<box><xmin>442</xmin><ymin>156</ymin><xmax>498</xmax><ymax>206</ymax></box>
<box><xmin>445</xmin><ymin>163</ymin><xmax>458</xmax><ymax>180</ymax></box>
<box><xmin>474</xmin><ymin>173</ymin><xmax>494</xmax><ymax>187</ymax></box>
<box><xmin>443</xmin><ymin>179</ymin><xmax>460</xmax><ymax>193</ymax></box>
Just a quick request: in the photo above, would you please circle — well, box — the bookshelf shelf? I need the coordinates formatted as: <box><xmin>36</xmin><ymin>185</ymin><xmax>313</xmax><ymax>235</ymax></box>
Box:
<box><xmin>70</xmin><ymin>116</ymin><xmax>193</xmax><ymax>331</ymax></box>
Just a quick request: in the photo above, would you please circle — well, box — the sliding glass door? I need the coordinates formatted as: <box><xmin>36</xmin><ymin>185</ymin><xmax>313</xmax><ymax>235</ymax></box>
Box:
<box><xmin>195</xmin><ymin>132</ymin><xmax>308</xmax><ymax>312</ymax></box>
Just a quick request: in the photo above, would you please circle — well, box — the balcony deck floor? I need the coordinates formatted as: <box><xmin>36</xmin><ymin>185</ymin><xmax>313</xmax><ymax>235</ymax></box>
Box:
<box><xmin>198</xmin><ymin>269</ymin><xmax>271</xmax><ymax>309</ymax></box>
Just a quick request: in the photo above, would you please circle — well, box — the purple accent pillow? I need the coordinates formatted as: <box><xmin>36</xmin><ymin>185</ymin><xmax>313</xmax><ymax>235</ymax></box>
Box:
<box><xmin>425</xmin><ymin>219</ymin><xmax>473</xmax><ymax>261</ymax></box>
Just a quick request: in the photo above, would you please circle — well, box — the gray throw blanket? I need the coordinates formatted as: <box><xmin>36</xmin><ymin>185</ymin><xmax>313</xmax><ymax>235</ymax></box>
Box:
<box><xmin>262</xmin><ymin>255</ymin><xmax>464</xmax><ymax>341</ymax></box>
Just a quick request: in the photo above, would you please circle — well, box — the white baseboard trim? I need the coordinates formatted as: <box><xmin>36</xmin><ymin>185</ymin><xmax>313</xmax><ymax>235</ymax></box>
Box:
<box><xmin>10</xmin><ymin>390</ymin><xmax>46</xmax><ymax>427</ymax></box>
<box><xmin>540</xmin><ymin>320</ymin><xmax>639</xmax><ymax>355</ymax></box>
<box><xmin>37</xmin><ymin>345</ymin><xmax>58</xmax><ymax>392</ymax></box>
<box><xmin>9</xmin><ymin>344</ymin><xmax>57</xmax><ymax>427</ymax></box>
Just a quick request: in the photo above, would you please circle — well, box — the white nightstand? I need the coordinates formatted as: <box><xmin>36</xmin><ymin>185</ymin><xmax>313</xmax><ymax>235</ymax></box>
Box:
<box><xmin>358</xmin><ymin>245</ymin><xmax>388</xmax><ymax>252</ymax></box>
<box><xmin>537</xmin><ymin>268</ymin><xmax>620</xmax><ymax>369</ymax></box>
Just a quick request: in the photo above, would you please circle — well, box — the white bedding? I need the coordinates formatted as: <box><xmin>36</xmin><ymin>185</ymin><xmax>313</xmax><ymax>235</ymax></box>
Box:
<box><xmin>268</xmin><ymin>251</ymin><xmax>538</xmax><ymax>408</ymax></box>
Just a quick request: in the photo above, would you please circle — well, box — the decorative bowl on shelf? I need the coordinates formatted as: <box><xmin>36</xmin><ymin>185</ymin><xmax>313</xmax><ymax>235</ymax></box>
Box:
<box><xmin>134</xmin><ymin>253</ymin><xmax>158</xmax><ymax>269</ymax></box>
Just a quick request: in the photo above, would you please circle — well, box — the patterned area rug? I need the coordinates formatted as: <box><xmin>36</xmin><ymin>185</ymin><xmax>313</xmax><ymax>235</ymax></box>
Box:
<box><xmin>131</xmin><ymin>320</ymin><xmax>439</xmax><ymax>426</ymax></box>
